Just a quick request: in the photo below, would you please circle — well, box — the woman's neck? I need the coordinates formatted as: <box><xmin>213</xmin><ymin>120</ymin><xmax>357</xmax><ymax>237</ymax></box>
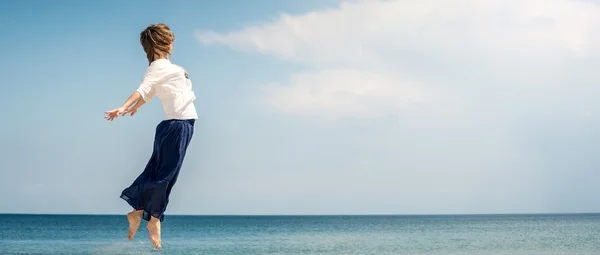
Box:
<box><xmin>154</xmin><ymin>53</ymin><xmax>169</xmax><ymax>61</ymax></box>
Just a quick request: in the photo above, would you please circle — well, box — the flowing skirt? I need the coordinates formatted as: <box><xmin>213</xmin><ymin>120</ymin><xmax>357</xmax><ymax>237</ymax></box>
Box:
<box><xmin>120</xmin><ymin>119</ymin><xmax>195</xmax><ymax>222</ymax></box>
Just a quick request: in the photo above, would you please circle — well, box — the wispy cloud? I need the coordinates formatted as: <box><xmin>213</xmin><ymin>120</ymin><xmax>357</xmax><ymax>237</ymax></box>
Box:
<box><xmin>259</xmin><ymin>69</ymin><xmax>434</xmax><ymax>118</ymax></box>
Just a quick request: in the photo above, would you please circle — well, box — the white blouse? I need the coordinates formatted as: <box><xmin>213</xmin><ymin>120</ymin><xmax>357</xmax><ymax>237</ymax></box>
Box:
<box><xmin>136</xmin><ymin>59</ymin><xmax>198</xmax><ymax>120</ymax></box>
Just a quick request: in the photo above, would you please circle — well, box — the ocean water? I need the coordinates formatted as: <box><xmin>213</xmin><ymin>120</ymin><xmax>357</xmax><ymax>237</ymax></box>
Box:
<box><xmin>1</xmin><ymin>214</ymin><xmax>600</xmax><ymax>254</ymax></box>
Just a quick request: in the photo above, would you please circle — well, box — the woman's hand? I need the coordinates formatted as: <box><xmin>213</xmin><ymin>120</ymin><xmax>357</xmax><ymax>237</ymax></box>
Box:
<box><xmin>105</xmin><ymin>92</ymin><xmax>147</xmax><ymax>121</ymax></box>
<box><xmin>122</xmin><ymin>107</ymin><xmax>138</xmax><ymax>116</ymax></box>
<box><xmin>104</xmin><ymin>107</ymin><xmax>126</xmax><ymax>121</ymax></box>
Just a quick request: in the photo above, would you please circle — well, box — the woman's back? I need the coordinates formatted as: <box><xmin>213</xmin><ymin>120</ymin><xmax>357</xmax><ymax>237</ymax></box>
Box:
<box><xmin>137</xmin><ymin>59</ymin><xmax>198</xmax><ymax>120</ymax></box>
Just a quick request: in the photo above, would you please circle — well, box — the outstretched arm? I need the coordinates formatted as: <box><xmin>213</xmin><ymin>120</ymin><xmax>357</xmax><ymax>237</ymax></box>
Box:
<box><xmin>105</xmin><ymin>67</ymin><xmax>159</xmax><ymax>121</ymax></box>
<box><xmin>122</xmin><ymin>91</ymin><xmax>143</xmax><ymax>110</ymax></box>
<box><xmin>122</xmin><ymin>96</ymin><xmax>148</xmax><ymax>116</ymax></box>
<box><xmin>104</xmin><ymin>91</ymin><xmax>143</xmax><ymax>121</ymax></box>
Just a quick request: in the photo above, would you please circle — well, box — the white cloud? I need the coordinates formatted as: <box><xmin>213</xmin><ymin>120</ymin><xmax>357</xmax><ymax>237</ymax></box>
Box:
<box><xmin>198</xmin><ymin>0</ymin><xmax>600</xmax><ymax>61</ymax></box>
<box><xmin>260</xmin><ymin>69</ymin><xmax>435</xmax><ymax>118</ymax></box>
<box><xmin>197</xmin><ymin>0</ymin><xmax>600</xmax><ymax>119</ymax></box>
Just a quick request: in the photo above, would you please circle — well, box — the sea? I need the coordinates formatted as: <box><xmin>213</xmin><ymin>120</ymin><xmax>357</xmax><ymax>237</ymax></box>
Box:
<box><xmin>1</xmin><ymin>214</ymin><xmax>600</xmax><ymax>255</ymax></box>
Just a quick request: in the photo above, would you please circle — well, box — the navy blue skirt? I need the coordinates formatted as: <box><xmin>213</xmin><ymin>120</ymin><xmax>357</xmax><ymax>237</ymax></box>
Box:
<box><xmin>120</xmin><ymin>119</ymin><xmax>195</xmax><ymax>222</ymax></box>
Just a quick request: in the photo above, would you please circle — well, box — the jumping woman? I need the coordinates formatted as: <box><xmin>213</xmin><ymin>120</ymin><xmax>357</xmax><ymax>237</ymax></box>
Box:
<box><xmin>104</xmin><ymin>23</ymin><xmax>197</xmax><ymax>249</ymax></box>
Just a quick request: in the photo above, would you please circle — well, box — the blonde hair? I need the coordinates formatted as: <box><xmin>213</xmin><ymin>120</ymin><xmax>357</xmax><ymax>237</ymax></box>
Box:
<box><xmin>140</xmin><ymin>23</ymin><xmax>175</xmax><ymax>65</ymax></box>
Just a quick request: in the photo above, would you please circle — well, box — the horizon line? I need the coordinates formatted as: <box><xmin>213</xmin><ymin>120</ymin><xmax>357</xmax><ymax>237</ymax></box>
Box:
<box><xmin>2</xmin><ymin>212</ymin><xmax>599</xmax><ymax>217</ymax></box>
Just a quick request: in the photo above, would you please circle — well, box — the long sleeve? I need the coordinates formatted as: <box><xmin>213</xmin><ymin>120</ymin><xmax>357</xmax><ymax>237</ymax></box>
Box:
<box><xmin>137</xmin><ymin>65</ymin><xmax>162</xmax><ymax>102</ymax></box>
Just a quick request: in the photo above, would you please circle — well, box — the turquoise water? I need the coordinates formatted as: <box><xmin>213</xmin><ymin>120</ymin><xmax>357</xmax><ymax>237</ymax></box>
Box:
<box><xmin>2</xmin><ymin>214</ymin><xmax>600</xmax><ymax>254</ymax></box>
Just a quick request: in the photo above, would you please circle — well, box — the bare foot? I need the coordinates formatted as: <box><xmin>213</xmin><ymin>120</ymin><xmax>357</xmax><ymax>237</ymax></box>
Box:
<box><xmin>147</xmin><ymin>216</ymin><xmax>162</xmax><ymax>249</ymax></box>
<box><xmin>127</xmin><ymin>210</ymin><xmax>143</xmax><ymax>240</ymax></box>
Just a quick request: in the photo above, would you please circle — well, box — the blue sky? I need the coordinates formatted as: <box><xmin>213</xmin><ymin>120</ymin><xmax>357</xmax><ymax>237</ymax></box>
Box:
<box><xmin>1</xmin><ymin>0</ymin><xmax>600</xmax><ymax>215</ymax></box>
